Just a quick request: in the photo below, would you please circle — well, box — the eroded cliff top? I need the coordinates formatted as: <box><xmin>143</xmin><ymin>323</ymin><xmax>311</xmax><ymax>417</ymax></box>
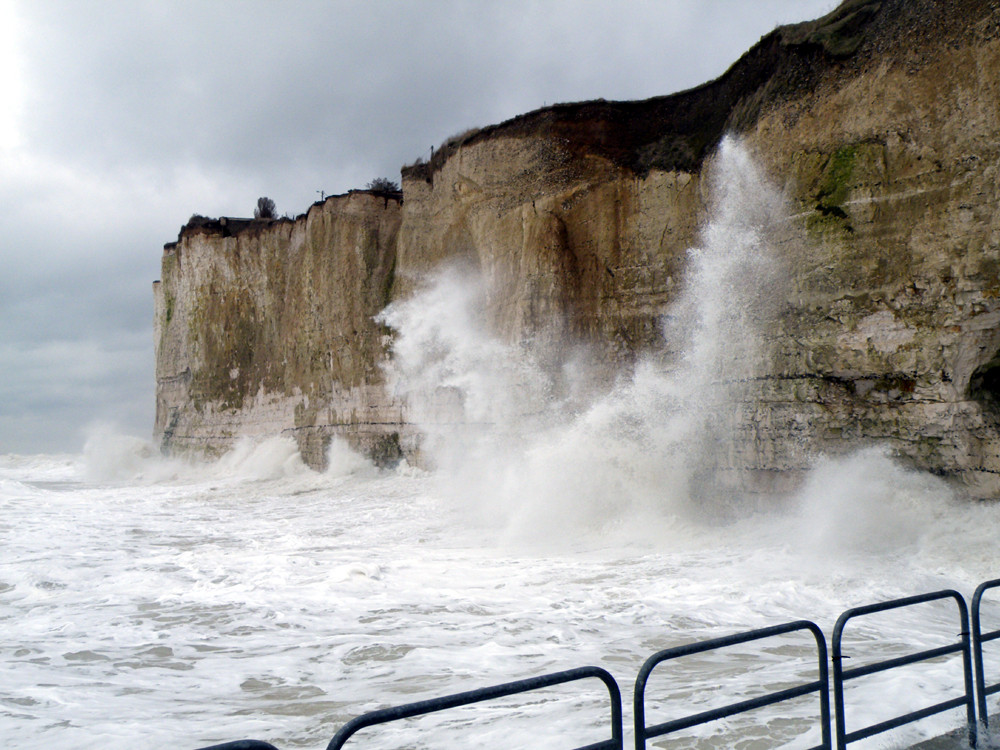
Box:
<box><xmin>165</xmin><ymin>0</ymin><xmax>985</xmax><ymax>251</ymax></box>
<box><xmin>403</xmin><ymin>0</ymin><xmax>983</xmax><ymax>181</ymax></box>
<box><xmin>165</xmin><ymin>189</ymin><xmax>402</xmax><ymax>251</ymax></box>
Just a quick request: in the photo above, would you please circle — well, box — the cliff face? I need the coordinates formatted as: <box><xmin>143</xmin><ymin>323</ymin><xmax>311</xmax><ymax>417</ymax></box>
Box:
<box><xmin>154</xmin><ymin>193</ymin><xmax>405</xmax><ymax>467</ymax></box>
<box><xmin>155</xmin><ymin>0</ymin><xmax>1000</xmax><ymax>496</ymax></box>
<box><xmin>743</xmin><ymin>0</ymin><xmax>1000</xmax><ymax>494</ymax></box>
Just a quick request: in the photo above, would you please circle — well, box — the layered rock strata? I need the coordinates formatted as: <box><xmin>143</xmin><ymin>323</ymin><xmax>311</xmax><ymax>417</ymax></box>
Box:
<box><xmin>155</xmin><ymin>0</ymin><xmax>1000</xmax><ymax>496</ymax></box>
<box><xmin>154</xmin><ymin>193</ymin><xmax>405</xmax><ymax>468</ymax></box>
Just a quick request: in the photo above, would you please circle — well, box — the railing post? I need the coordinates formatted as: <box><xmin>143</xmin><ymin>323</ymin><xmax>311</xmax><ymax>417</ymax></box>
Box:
<box><xmin>831</xmin><ymin>621</ymin><xmax>848</xmax><ymax>750</ymax></box>
<box><xmin>960</xmin><ymin>594</ymin><xmax>978</xmax><ymax>749</ymax></box>
<box><xmin>972</xmin><ymin>578</ymin><xmax>1000</xmax><ymax>731</ymax></box>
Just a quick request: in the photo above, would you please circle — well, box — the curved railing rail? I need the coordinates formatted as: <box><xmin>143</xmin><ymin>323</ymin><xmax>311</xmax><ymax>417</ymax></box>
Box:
<box><xmin>633</xmin><ymin>620</ymin><xmax>830</xmax><ymax>750</ymax></box>
<box><xmin>832</xmin><ymin>589</ymin><xmax>976</xmax><ymax>749</ymax></box>
<box><xmin>325</xmin><ymin>665</ymin><xmax>622</xmax><ymax>750</ymax></box>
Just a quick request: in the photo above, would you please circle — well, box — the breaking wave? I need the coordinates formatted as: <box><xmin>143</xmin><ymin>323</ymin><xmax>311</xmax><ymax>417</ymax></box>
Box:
<box><xmin>377</xmin><ymin>137</ymin><xmax>787</xmax><ymax>545</ymax></box>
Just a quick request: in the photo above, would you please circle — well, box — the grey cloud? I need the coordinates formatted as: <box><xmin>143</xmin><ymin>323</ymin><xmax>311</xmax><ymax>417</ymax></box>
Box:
<box><xmin>17</xmin><ymin>1</ymin><xmax>836</xmax><ymax>208</ymax></box>
<box><xmin>0</xmin><ymin>334</ymin><xmax>153</xmax><ymax>453</ymax></box>
<box><xmin>1</xmin><ymin>0</ymin><xmax>836</xmax><ymax>454</ymax></box>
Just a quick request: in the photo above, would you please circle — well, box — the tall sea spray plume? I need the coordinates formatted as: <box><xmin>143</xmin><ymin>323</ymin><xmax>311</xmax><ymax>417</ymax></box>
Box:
<box><xmin>377</xmin><ymin>137</ymin><xmax>789</xmax><ymax>545</ymax></box>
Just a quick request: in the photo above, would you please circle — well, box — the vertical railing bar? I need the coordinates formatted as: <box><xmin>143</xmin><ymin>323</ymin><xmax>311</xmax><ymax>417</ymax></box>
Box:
<box><xmin>972</xmin><ymin>578</ymin><xmax>1000</xmax><ymax>730</ymax></box>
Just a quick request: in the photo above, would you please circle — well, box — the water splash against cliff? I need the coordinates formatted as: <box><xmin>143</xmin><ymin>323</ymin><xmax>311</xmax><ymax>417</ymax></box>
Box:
<box><xmin>81</xmin><ymin>424</ymin><xmax>373</xmax><ymax>485</ymax></box>
<box><xmin>378</xmin><ymin>138</ymin><xmax>786</xmax><ymax>542</ymax></box>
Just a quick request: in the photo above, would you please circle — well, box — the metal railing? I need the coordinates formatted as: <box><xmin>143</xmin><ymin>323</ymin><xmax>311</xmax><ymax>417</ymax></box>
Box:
<box><xmin>973</xmin><ymin>578</ymin><xmax>1000</xmax><ymax>729</ymax></box>
<box><xmin>193</xmin><ymin>581</ymin><xmax>1000</xmax><ymax>750</ymax></box>
<box><xmin>831</xmin><ymin>589</ymin><xmax>976</xmax><ymax>749</ymax></box>
<box><xmin>633</xmin><ymin>620</ymin><xmax>831</xmax><ymax>750</ymax></box>
<box><xmin>325</xmin><ymin>665</ymin><xmax>623</xmax><ymax>750</ymax></box>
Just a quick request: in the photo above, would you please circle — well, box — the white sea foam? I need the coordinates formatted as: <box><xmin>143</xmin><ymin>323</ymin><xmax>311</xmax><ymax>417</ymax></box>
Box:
<box><xmin>324</xmin><ymin>436</ymin><xmax>376</xmax><ymax>478</ymax></box>
<box><xmin>80</xmin><ymin>424</ymin><xmax>353</xmax><ymax>486</ymax></box>
<box><xmin>791</xmin><ymin>447</ymin><xmax>958</xmax><ymax>558</ymax></box>
<box><xmin>3</xmin><ymin>444</ymin><xmax>996</xmax><ymax>750</ymax></box>
<box><xmin>3</xmin><ymin>139</ymin><xmax>998</xmax><ymax>749</ymax></box>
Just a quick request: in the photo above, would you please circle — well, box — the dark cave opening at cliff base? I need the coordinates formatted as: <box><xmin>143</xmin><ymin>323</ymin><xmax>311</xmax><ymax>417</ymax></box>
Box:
<box><xmin>968</xmin><ymin>351</ymin><xmax>1000</xmax><ymax>412</ymax></box>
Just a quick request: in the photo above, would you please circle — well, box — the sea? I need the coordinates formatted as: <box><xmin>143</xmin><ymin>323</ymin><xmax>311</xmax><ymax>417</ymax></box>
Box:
<box><xmin>3</xmin><ymin>139</ymin><xmax>999</xmax><ymax>749</ymax></box>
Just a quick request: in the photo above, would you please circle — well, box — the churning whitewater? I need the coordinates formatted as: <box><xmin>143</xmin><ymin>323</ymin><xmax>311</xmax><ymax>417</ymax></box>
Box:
<box><xmin>3</xmin><ymin>140</ymin><xmax>1000</xmax><ymax>750</ymax></box>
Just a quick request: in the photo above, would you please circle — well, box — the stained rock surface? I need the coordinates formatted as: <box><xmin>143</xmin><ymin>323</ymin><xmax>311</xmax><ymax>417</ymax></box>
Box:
<box><xmin>154</xmin><ymin>0</ymin><xmax>1000</xmax><ymax>496</ymax></box>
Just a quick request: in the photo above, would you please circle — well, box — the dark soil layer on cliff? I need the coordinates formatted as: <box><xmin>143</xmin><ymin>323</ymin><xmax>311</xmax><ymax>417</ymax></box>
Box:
<box><xmin>404</xmin><ymin>0</ymin><xmax>984</xmax><ymax>181</ymax></box>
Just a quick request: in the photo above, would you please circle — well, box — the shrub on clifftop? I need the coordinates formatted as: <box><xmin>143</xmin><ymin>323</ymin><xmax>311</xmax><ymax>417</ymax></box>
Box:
<box><xmin>254</xmin><ymin>196</ymin><xmax>276</xmax><ymax>219</ymax></box>
<box><xmin>365</xmin><ymin>177</ymin><xmax>400</xmax><ymax>196</ymax></box>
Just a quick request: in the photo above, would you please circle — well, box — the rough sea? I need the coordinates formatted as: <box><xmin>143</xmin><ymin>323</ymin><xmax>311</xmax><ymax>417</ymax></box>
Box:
<box><xmin>4</xmin><ymin>140</ymin><xmax>998</xmax><ymax>749</ymax></box>
<box><xmin>3</xmin><ymin>438</ymin><xmax>999</xmax><ymax>749</ymax></box>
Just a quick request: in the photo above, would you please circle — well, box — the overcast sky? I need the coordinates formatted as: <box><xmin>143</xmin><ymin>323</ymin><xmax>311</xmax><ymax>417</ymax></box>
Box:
<box><xmin>0</xmin><ymin>0</ymin><xmax>837</xmax><ymax>455</ymax></box>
